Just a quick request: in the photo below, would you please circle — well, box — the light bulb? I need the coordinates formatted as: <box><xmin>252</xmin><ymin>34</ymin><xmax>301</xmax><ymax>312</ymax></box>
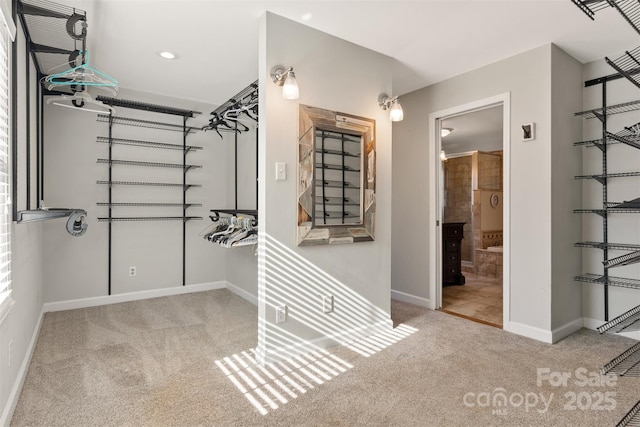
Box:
<box><xmin>389</xmin><ymin>100</ymin><xmax>403</xmax><ymax>122</ymax></box>
<box><xmin>282</xmin><ymin>71</ymin><xmax>299</xmax><ymax>100</ymax></box>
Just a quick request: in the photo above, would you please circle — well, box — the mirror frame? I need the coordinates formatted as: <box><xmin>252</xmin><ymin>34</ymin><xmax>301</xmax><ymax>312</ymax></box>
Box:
<box><xmin>297</xmin><ymin>104</ymin><xmax>376</xmax><ymax>246</ymax></box>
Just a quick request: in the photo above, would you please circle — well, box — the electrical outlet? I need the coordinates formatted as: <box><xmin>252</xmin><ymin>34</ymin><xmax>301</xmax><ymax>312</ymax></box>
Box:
<box><xmin>129</xmin><ymin>266</ymin><xmax>136</xmax><ymax>277</ymax></box>
<box><xmin>275</xmin><ymin>305</ymin><xmax>287</xmax><ymax>323</ymax></box>
<box><xmin>322</xmin><ymin>295</ymin><xmax>334</xmax><ymax>313</ymax></box>
<box><xmin>8</xmin><ymin>339</ymin><xmax>12</xmax><ymax>367</ymax></box>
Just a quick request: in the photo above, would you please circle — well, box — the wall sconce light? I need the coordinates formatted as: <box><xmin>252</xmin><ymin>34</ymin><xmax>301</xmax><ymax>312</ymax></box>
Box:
<box><xmin>440</xmin><ymin>150</ymin><xmax>448</xmax><ymax>161</ymax></box>
<box><xmin>271</xmin><ymin>65</ymin><xmax>299</xmax><ymax>100</ymax></box>
<box><xmin>378</xmin><ymin>94</ymin><xmax>403</xmax><ymax>122</ymax></box>
<box><xmin>441</xmin><ymin>128</ymin><xmax>453</xmax><ymax>137</ymax></box>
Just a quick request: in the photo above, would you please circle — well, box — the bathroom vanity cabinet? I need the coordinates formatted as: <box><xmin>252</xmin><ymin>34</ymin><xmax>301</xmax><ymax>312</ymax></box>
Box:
<box><xmin>442</xmin><ymin>222</ymin><xmax>466</xmax><ymax>286</ymax></box>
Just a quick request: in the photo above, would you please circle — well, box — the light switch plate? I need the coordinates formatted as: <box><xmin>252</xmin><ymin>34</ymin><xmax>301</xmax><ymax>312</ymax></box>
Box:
<box><xmin>276</xmin><ymin>162</ymin><xmax>287</xmax><ymax>181</ymax></box>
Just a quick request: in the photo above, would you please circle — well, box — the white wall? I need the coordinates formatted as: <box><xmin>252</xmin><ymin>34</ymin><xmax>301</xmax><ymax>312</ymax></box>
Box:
<box><xmin>550</xmin><ymin>44</ymin><xmax>583</xmax><ymax>332</ymax></box>
<box><xmin>581</xmin><ymin>56</ymin><xmax>640</xmax><ymax>332</ymax></box>
<box><xmin>1</xmin><ymin>6</ymin><xmax>45</xmax><ymax>423</ymax></box>
<box><xmin>392</xmin><ymin>44</ymin><xmax>582</xmax><ymax>338</ymax></box>
<box><xmin>223</xmin><ymin>121</ymin><xmax>258</xmax><ymax>299</ymax></box>
<box><xmin>257</xmin><ymin>13</ymin><xmax>393</xmax><ymax>363</ymax></box>
<box><xmin>41</xmin><ymin>87</ymin><xmax>231</xmax><ymax>303</ymax></box>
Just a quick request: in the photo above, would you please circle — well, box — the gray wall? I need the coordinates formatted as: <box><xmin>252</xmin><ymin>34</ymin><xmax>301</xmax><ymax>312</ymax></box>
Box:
<box><xmin>550</xmin><ymin>44</ymin><xmax>583</xmax><ymax>331</ymax></box>
<box><xmin>392</xmin><ymin>44</ymin><xmax>582</xmax><ymax>335</ymax></box>
<box><xmin>0</xmin><ymin>7</ymin><xmax>45</xmax><ymax>423</ymax></box>
<box><xmin>41</xmin><ymin>88</ymin><xmax>233</xmax><ymax>302</ymax></box>
<box><xmin>257</xmin><ymin>13</ymin><xmax>394</xmax><ymax>363</ymax></box>
<box><xmin>224</xmin><ymin>121</ymin><xmax>258</xmax><ymax>300</ymax></box>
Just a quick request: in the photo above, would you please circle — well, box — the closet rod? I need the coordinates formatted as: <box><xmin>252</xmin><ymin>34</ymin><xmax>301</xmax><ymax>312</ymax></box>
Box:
<box><xmin>96</xmin><ymin>95</ymin><xmax>201</xmax><ymax>117</ymax></box>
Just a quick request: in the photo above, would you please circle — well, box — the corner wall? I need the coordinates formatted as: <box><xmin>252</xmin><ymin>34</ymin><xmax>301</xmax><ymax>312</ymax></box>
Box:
<box><xmin>257</xmin><ymin>13</ymin><xmax>393</xmax><ymax>363</ymax></box>
<box><xmin>392</xmin><ymin>44</ymin><xmax>583</xmax><ymax>339</ymax></box>
<box><xmin>550</xmin><ymin>44</ymin><xmax>583</xmax><ymax>333</ymax></box>
<box><xmin>41</xmin><ymin>88</ymin><xmax>230</xmax><ymax>303</ymax></box>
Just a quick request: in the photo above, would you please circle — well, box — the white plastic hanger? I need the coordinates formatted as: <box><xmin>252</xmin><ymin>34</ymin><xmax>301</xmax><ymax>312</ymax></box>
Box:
<box><xmin>46</xmin><ymin>89</ymin><xmax>116</xmax><ymax>114</ymax></box>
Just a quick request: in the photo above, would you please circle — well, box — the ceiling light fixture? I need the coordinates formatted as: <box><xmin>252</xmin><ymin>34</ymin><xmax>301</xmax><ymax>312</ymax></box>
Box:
<box><xmin>158</xmin><ymin>51</ymin><xmax>178</xmax><ymax>60</ymax></box>
<box><xmin>441</xmin><ymin>127</ymin><xmax>453</xmax><ymax>137</ymax></box>
<box><xmin>378</xmin><ymin>94</ymin><xmax>403</xmax><ymax>122</ymax></box>
<box><xmin>271</xmin><ymin>65</ymin><xmax>299</xmax><ymax>100</ymax></box>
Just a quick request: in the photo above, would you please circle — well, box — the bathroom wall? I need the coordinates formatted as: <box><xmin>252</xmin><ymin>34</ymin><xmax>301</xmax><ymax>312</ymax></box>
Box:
<box><xmin>443</xmin><ymin>156</ymin><xmax>472</xmax><ymax>261</ymax></box>
<box><xmin>477</xmin><ymin>151</ymin><xmax>502</xmax><ymax>190</ymax></box>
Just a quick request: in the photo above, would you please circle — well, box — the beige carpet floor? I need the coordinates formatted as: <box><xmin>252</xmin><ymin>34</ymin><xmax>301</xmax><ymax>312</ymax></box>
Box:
<box><xmin>11</xmin><ymin>289</ymin><xmax>640</xmax><ymax>426</ymax></box>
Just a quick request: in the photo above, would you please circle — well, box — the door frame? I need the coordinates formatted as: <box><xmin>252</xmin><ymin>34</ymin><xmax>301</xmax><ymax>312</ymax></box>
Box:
<box><xmin>428</xmin><ymin>92</ymin><xmax>511</xmax><ymax>330</ymax></box>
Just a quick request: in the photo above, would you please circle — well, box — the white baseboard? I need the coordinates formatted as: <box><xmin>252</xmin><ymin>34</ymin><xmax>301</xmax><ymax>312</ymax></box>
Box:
<box><xmin>42</xmin><ymin>281</ymin><xmax>227</xmax><ymax>312</ymax></box>
<box><xmin>551</xmin><ymin>318</ymin><xmax>584</xmax><ymax>343</ymax></box>
<box><xmin>391</xmin><ymin>289</ymin><xmax>432</xmax><ymax>309</ymax></box>
<box><xmin>583</xmin><ymin>317</ymin><xmax>640</xmax><ymax>340</ymax></box>
<box><xmin>1</xmin><ymin>308</ymin><xmax>44</xmax><ymax>427</ymax></box>
<box><xmin>508</xmin><ymin>321</ymin><xmax>553</xmax><ymax>343</ymax></box>
<box><xmin>259</xmin><ymin>319</ymin><xmax>394</xmax><ymax>364</ymax></box>
<box><xmin>224</xmin><ymin>281</ymin><xmax>258</xmax><ymax>306</ymax></box>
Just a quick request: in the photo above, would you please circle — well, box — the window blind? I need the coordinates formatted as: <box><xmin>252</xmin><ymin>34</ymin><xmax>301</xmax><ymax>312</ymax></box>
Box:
<box><xmin>0</xmin><ymin>6</ymin><xmax>13</xmax><ymax>323</ymax></box>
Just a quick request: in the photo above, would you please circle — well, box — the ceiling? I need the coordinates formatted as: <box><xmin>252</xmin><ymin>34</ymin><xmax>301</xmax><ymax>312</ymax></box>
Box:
<box><xmin>50</xmin><ymin>0</ymin><xmax>639</xmax><ymax>106</ymax></box>
<box><xmin>441</xmin><ymin>106</ymin><xmax>503</xmax><ymax>155</ymax></box>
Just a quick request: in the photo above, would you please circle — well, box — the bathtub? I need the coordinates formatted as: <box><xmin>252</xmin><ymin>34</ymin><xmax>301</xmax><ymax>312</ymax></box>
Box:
<box><xmin>487</xmin><ymin>246</ymin><xmax>503</xmax><ymax>253</ymax></box>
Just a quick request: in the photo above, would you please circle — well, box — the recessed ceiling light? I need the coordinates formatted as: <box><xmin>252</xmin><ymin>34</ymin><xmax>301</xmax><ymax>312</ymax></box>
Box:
<box><xmin>158</xmin><ymin>51</ymin><xmax>178</xmax><ymax>60</ymax></box>
<box><xmin>302</xmin><ymin>13</ymin><xmax>312</xmax><ymax>21</ymax></box>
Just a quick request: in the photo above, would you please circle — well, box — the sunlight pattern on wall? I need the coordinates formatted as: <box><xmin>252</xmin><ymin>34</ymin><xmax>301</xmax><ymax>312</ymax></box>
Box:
<box><xmin>258</xmin><ymin>233</ymin><xmax>393</xmax><ymax>363</ymax></box>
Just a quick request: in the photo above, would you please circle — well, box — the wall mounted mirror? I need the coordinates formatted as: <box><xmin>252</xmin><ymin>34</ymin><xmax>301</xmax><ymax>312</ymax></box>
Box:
<box><xmin>298</xmin><ymin>104</ymin><xmax>376</xmax><ymax>245</ymax></box>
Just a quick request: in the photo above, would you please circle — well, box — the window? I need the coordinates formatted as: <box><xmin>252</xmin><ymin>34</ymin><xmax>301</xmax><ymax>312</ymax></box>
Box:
<box><xmin>0</xmin><ymin>0</ymin><xmax>15</xmax><ymax>324</ymax></box>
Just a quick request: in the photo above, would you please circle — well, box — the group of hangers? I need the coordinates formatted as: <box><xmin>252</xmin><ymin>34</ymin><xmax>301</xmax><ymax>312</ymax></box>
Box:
<box><xmin>203</xmin><ymin>83</ymin><xmax>258</xmax><ymax>138</ymax></box>
<box><xmin>202</xmin><ymin>215</ymin><xmax>258</xmax><ymax>248</ymax></box>
<box><xmin>43</xmin><ymin>13</ymin><xmax>118</xmax><ymax>115</ymax></box>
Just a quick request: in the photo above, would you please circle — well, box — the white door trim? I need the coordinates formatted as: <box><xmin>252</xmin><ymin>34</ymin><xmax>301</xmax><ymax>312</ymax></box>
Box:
<box><xmin>428</xmin><ymin>92</ymin><xmax>511</xmax><ymax>331</ymax></box>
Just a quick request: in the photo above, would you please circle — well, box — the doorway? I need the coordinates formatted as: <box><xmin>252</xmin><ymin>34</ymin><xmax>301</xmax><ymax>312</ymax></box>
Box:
<box><xmin>428</xmin><ymin>93</ymin><xmax>511</xmax><ymax>330</ymax></box>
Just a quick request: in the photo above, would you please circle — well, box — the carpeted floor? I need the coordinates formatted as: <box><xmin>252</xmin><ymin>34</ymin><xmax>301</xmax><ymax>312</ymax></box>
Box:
<box><xmin>11</xmin><ymin>289</ymin><xmax>640</xmax><ymax>426</ymax></box>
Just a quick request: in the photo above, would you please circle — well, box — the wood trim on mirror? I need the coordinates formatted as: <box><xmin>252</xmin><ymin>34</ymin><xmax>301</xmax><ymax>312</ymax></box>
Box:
<box><xmin>297</xmin><ymin>104</ymin><xmax>376</xmax><ymax>246</ymax></box>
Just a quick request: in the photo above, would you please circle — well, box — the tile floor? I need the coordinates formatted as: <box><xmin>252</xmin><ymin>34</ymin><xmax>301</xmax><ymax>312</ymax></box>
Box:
<box><xmin>441</xmin><ymin>272</ymin><xmax>503</xmax><ymax>327</ymax></box>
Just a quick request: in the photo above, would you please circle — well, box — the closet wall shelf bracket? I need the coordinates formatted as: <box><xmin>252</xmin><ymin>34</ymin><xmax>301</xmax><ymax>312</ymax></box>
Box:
<box><xmin>617</xmin><ymin>400</ymin><xmax>640</xmax><ymax>426</ymax></box>
<box><xmin>210</xmin><ymin>209</ymin><xmax>258</xmax><ymax>222</ymax></box>
<box><xmin>576</xmin><ymin>241</ymin><xmax>640</xmax><ymax>251</ymax></box>
<box><xmin>96</xmin><ymin>159</ymin><xmax>202</xmax><ymax>170</ymax></box>
<box><xmin>571</xmin><ymin>0</ymin><xmax>640</xmax><ymax>36</ymax></box>
<box><xmin>575</xmin><ymin>274</ymin><xmax>640</xmax><ymax>290</ymax></box>
<box><xmin>97</xmin><ymin>114</ymin><xmax>200</xmax><ymax>134</ymax></box>
<box><xmin>96</xmin><ymin>96</ymin><xmax>201</xmax><ymax>118</ymax></box>
<box><xmin>17</xmin><ymin>208</ymin><xmax>86</xmax><ymax>223</ymax></box>
<box><xmin>97</xmin><ymin>180</ymin><xmax>201</xmax><ymax>189</ymax></box>
<box><xmin>574</xmin><ymin>99</ymin><xmax>640</xmax><ymax>119</ymax></box>
<box><xmin>597</xmin><ymin>304</ymin><xmax>640</xmax><ymax>334</ymax></box>
<box><xmin>601</xmin><ymin>341</ymin><xmax>640</xmax><ymax>377</ymax></box>
<box><xmin>606</xmin><ymin>130</ymin><xmax>640</xmax><ymax>150</ymax></box>
<box><xmin>575</xmin><ymin>171</ymin><xmax>640</xmax><ymax>182</ymax></box>
<box><xmin>97</xmin><ymin>202</ymin><xmax>202</xmax><ymax>208</ymax></box>
<box><xmin>97</xmin><ymin>216</ymin><xmax>202</xmax><ymax>222</ymax></box>
<box><xmin>96</xmin><ymin>136</ymin><xmax>202</xmax><ymax>151</ymax></box>
<box><xmin>606</xmin><ymin>48</ymin><xmax>640</xmax><ymax>89</ymax></box>
<box><xmin>603</xmin><ymin>250</ymin><xmax>640</xmax><ymax>268</ymax></box>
